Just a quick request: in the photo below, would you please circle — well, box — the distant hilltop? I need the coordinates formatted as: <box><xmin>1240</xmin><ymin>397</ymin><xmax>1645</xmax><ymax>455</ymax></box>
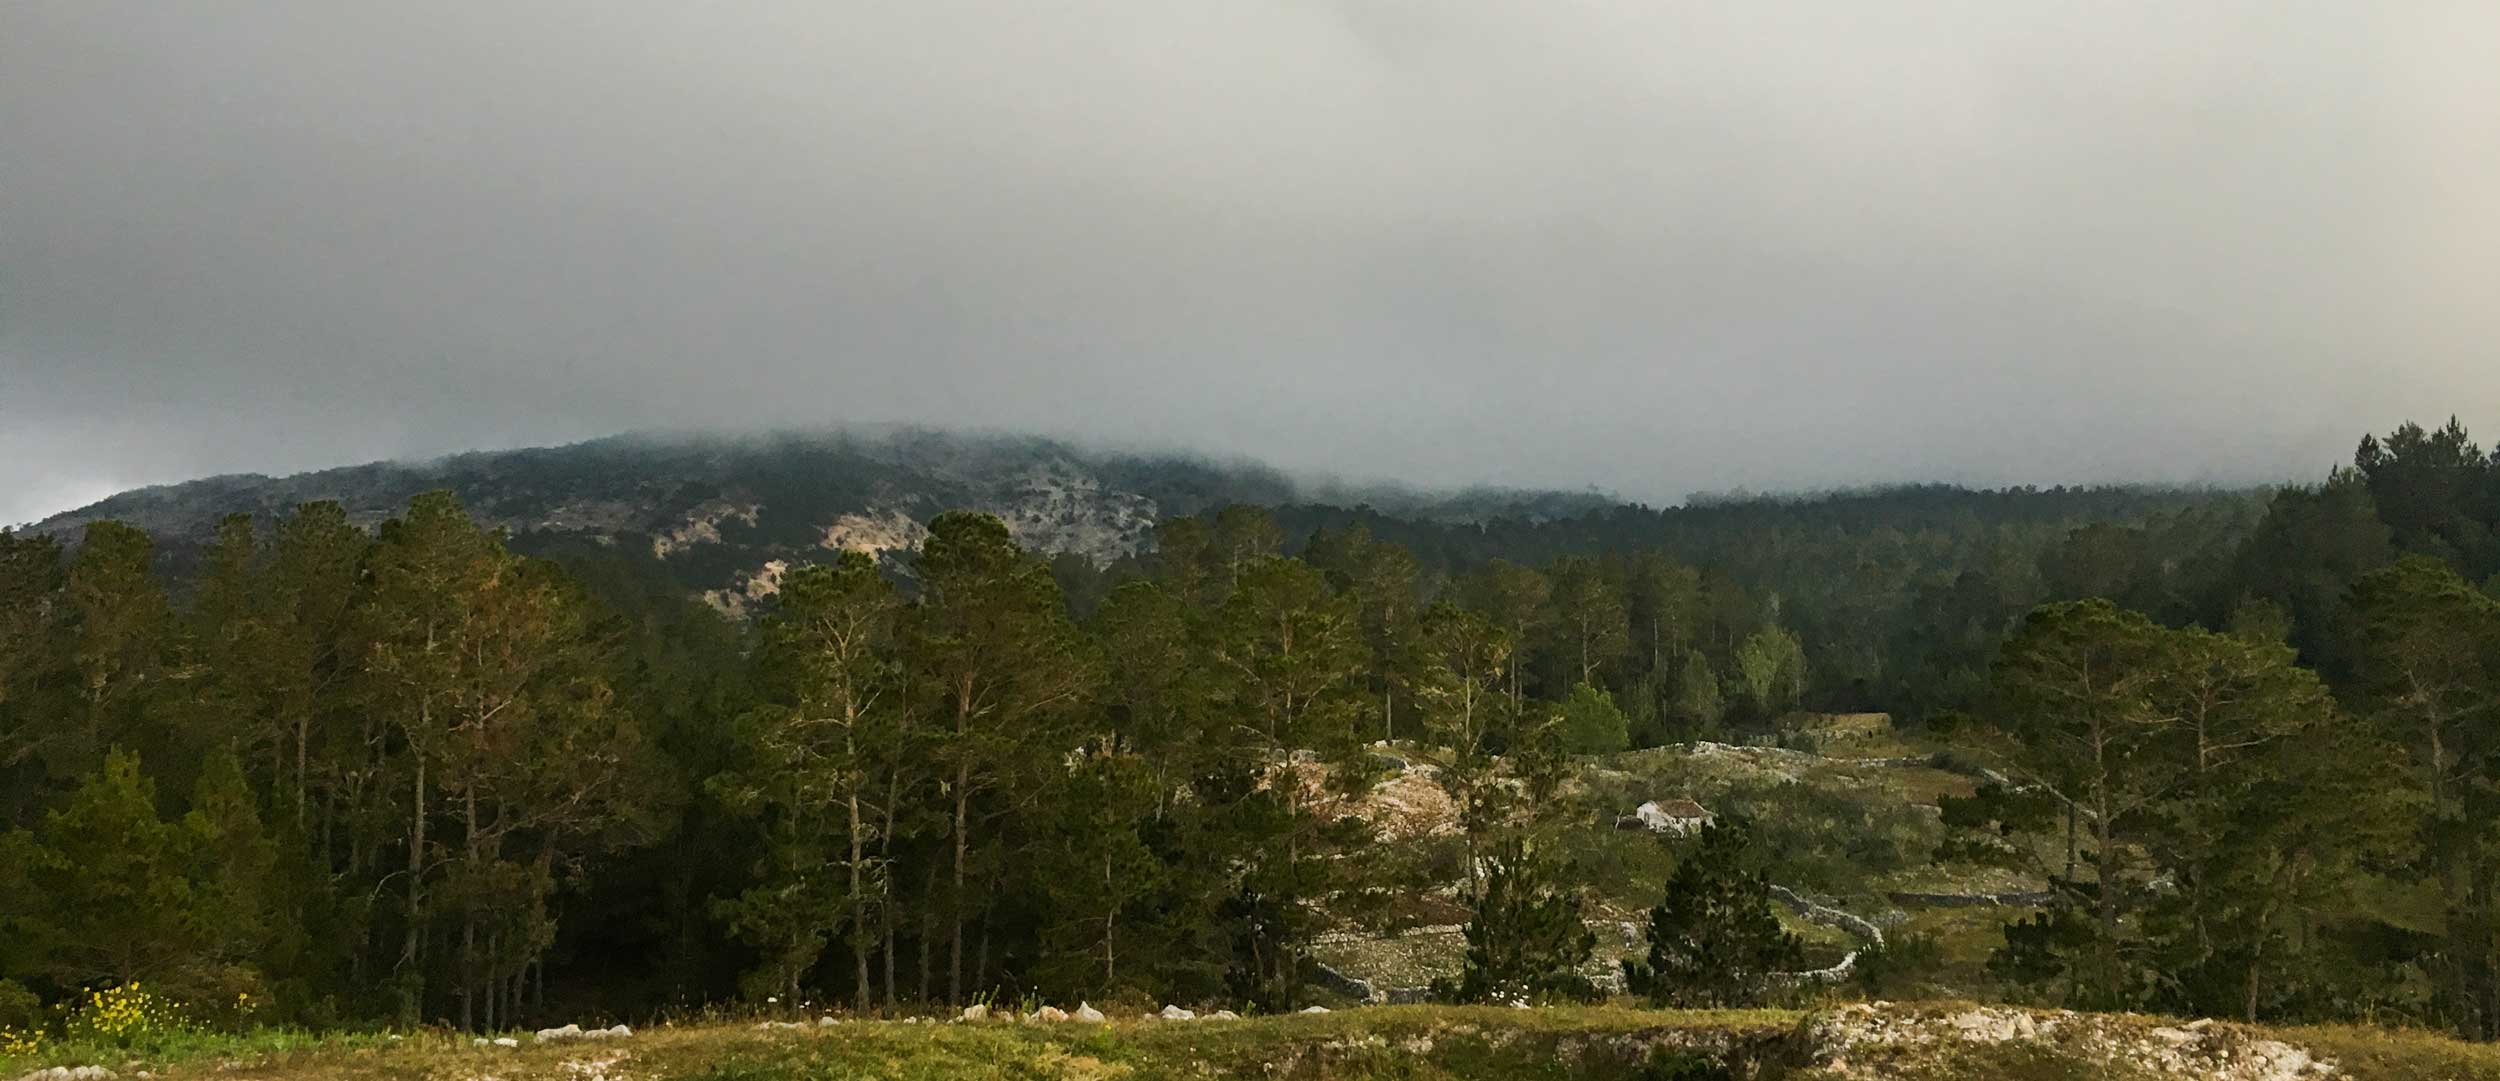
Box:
<box><xmin>22</xmin><ymin>426</ymin><xmax>1620</xmax><ymax>604</ymax></box>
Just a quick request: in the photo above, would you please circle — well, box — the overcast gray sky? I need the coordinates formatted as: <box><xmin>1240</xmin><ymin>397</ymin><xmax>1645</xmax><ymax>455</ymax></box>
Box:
<box><xmin>5</xmin><ymin>3</ymin><xmax>2497</xmax><ymax>526</ymax></box>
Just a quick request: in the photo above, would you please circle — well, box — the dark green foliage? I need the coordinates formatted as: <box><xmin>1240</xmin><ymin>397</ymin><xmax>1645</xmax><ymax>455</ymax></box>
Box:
<box><xmin>1851</xmin><ymin>930</ymin><xmax>1947</xmax><ymax>999</ymax></box>
<box><xmin>1555</xmin><ymin>683</ymin><xmax>1631</xmax><ymax>755</ymax></box>
<box><xmin>1448</xmin><ymin>840</ymin><xmax>1599</xmax><ymax>1004</ymax></box>
<box><xmin>2</xmin><ymin>750</ymin><xmax>268</xmax><ymax>1004</ymax></box>
<box><xmin>1626</xmin><ymin>819</ymin><xmax>1801</xmax><ymax>1008</ymax></box>
<box><xmin>1989</xmin><ymin>909</ymin><xmax>2102</xmax><ymax>1005</ymax></box>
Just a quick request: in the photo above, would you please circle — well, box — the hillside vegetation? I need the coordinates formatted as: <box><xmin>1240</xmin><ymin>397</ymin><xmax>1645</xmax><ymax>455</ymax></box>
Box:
<box><xmin>9</xmin><ymin>418</ymin><xmax>2500</xmax><ymax>1064</ymax></box>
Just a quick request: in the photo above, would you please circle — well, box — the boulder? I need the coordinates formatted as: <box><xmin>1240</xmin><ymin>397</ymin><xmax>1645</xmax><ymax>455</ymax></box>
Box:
<box><xmin>1158</xmin><ymin>1005</ymin><xmax>1195</xmax><ymax>1021</ymax></box>
<box><xmin>817</xmin><ymin>1016</ymin><xmax>842</xmax><ymax>1027</ymax></box>
<box><xmin>960</xmin><ymin>1003</ymin><xmax>991</xmax><ymax>1022</ymax></box>
<box><xmin>1034</xmin><ymin>1005</ymin><xmax>1069</xmax><ymax>1023</ymax></box>
<box><xmin>491</xmin><ymin>1037</ymin><xmax>519</xmax><ymax>1048</ymax></box>
<box><xmin>1073</xmin><ymin>1002</ymin><xmax>1107</xmax><ymax>1023</ymax></box>
<box><xmin>1206</xmin><ymin>1010</ymin><xmax>1240</xmax><ymax>1020</ymax></box>
<box><xmin>534</xmin><ymin>1023</ymin><xmax>584</xmax><ymax>1043</ymax></box>
<box><xmin>1301</xmin><ymin>1005</ymin><xmax>1331</xmax><ymax>1014</ymax></box>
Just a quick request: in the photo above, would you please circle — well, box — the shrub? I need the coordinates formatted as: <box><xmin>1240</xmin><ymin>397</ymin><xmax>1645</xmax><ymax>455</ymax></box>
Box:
<box><xmin>1625</xmin><ymin>818</ymin><xmax>1800</xmax><ymax>1008</ymax></box>
<box><xmin>1556</xmin><ymin>684</ymin><xmax>1631</xmax><ymax>755</ymax></box>
<box><xmin>1444</xmin><ymin>839</ymin><xmax>1599</xmax><ymax>1005</ymax></box>
<box><xmin>1851</xmin><ymin>930</ymin><xmax>1947</xmax><ymax>998</ymax></box>
<box><xmin>56</xmin><ymin>983</ymin><xmax>192</xmax><ymax>1050</ymax></box>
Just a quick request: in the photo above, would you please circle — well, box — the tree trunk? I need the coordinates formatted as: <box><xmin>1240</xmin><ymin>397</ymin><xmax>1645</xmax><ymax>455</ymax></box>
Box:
<box><xmin>401</xmin><ymin>746</ymin><xmax>427</xmax><ymax>1020</ymax></box>
<box><xmin>976</xmin><ymin>906</ymin><xmax>993</xmax><ymax>994</ymax></box>
<box><xmin>1103</xmin><ymin>849</ymin><xmax>1118</xmax><ymax>987</ymax></box>
<box><xmin>462</xmin><ymin>784</ymin><xmax>479</xmax><ymax>1031</ymax></box>
<box><xmin>2093</xmin><ymin>782</ymin><xmax>2119</xmax><ymax>1006</ymax></box>
<box><xmin>485</xmin><ymin>930</ymin><xmax>499</xmax><ymax>1032</ymax></box>
<box><xmin>2064</xmin><ymin>801</ymin><xmax>2077</xmax><ymax>884</ymax></box>
<box><xmin>918</xmin><ymin>862</ymin><xmax>937</xmax><ymax>1004</ymax></box>
<box><xmin>295</xmin><ymin>711</ymin><xmax>310</xmax><ymax>829</ymax></box>
<box><xmin>881</xmin><ymin>781</ymin><xmax>900</xmax><ymax>1009</ymax></box>
<box><xmin>951</xmin><ymin>765</ymin><xmax>970</xmax><ymax>1005</ymax></box>
<box><xmin>848</xmin><ymin>784</ymin><xmax>871</xmax><ymax>1013</ymax></box>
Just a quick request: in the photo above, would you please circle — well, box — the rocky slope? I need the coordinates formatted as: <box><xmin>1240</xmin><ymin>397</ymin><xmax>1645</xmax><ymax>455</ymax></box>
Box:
<box><xmin>23</xmin><ymin>427</ymin><xmax>1609</xmax><ymax>608</ymax></box>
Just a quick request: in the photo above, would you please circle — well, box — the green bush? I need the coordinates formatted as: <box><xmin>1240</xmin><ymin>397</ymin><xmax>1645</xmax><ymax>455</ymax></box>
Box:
<box><xmin>1557</xmin><ymin>684</ymin><xmax>1631</xmax><ymax>755</ymax></box>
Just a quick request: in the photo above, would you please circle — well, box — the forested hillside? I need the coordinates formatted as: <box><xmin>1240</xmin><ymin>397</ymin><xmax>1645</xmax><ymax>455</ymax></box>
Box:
<box><xmin>5</xmin><ymin>419</ymin><xmax>2499</xmax><ymax>1060</ymax></box>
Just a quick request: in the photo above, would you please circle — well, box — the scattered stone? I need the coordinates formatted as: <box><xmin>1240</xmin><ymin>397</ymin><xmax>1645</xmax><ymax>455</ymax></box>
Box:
<box><xmin>1158</xmin><ymin>1004</ymin><xmax>1196</xmax><ymax>1021</ymax></box>
<box><xmin>818</xmin><ymin>1015</ymin><xmax>842</xmax><ymax>1026</ymax></box>
<box><xmin>1073</xmin><ymin>1003</ymin><xmax>1107</xmax><ymax>1023</ymax></box>
<box><xmin>960</xmin><ymin>1003</ymin><xmax>991</xmax><ymax>1022</ymax></box>
<box><xmin>1301</xmin><ymin>1005</ymin><xmax>1331</xmax><ymax>1014</ymax></box>
<box><xmin>491</xmin><ymin>1037</ymin><xmax>520</xmax><ymax>1048</ymax></box>
<box><xmin>536</xmin><ymin>1023</ymin><xmax>586</xmax><ymax>1043</ymax></box>
<box><xmin>1206</xmin><ymin>1009</ymin><xmax>1240</xmax><ymax>1020</ymax></box>
<box><xmin>1033</xmin><ymin>1005</ymin><xmax>1069</xmax><ymax>1022</ymax></box>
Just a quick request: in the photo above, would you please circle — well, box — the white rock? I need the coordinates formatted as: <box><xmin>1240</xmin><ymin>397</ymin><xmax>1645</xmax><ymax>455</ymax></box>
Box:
<box><xmin>1073</xmin><ymin>1003</ymin><xmax>1107</xmax><ymax>1023</ymax></box>
<box><xmin>960</xmin><ymin>1003</ymin><xmax>991</xmax><ymax>1022</ymax></box>
<box><xmin>472</xmin><ymin>1038</ymin><xmax>490</xmax><ymax>1047</ymax></box>
<box><xmin>818</xmin><ymin>1015</ymin><xmax>842</xmax><ymax>1027</ymax></box>
<box><xmin>1034</xmin><ymin>1005</ymin><xmax>1069</xmax><ymax>1022</ymax></box>
<box><xmin>1301</xmin><ymin>1005</ymin><xmax>1331</xmax><ymax>1014</ymax></box>
<box><xmin>1158</xmin><ymin>1005</ymin><xmax>1195</xmax><ymax>1021</ymax></box>
<box><xmin>491</xmin><ymin>1037</ymin><xmax>519</xmax><ymax>1048</ymax></box>
<box><xmin>1206</xmin><ymin>1010</ymin><xmax>1240</xmax><ymax>1020</ymax></box>
<box><xmin>536</xmin><ymin>1023</ymin><xmax>585</xmax><ymax>1042</ymax></box>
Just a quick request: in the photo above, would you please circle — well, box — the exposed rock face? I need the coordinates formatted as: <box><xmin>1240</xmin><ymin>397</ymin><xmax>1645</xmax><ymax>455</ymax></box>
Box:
<box><xmin>701</xmin><ymin>558</ymin><xmax>791</xmax><ymax>619</ymax></box>
<box><xmin>652</xmin><ymin>501</ymin><xmax>761</xmax><ymax>558</ymax></box>
<box><xmin>819</xmin><ymin>510</ymin><xmax>930</xmax><ymax>557</ymax></box>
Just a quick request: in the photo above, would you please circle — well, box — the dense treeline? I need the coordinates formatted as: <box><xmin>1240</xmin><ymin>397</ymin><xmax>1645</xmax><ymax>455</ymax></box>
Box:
<box><xmin>1938</xmin><ymin>419</ymin><xmax>2500</xmax><ymax>1038</ymax></box>
<box><xmin>5</xmin><ymin>419</ymin><xmax>2500</xmax><ymax>1040</ymax></box>
<box><xmin>0</xmin><ymin>492</ymin><xmax>1763</xmax><ymax>1029</ymax></box>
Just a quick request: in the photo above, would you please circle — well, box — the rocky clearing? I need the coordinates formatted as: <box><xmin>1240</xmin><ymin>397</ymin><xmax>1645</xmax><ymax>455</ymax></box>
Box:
<box><xmin>15</xmin><ymin>1003</ymin><xmax>2495</xmax><ymax>1081</ymax></box>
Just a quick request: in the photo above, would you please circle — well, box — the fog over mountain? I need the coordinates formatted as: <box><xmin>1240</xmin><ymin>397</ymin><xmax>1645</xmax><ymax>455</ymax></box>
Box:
<box><xmin>6</xmin><ymin>3</ymin><xmax>2498</xmax><ymax>527</ymax></box>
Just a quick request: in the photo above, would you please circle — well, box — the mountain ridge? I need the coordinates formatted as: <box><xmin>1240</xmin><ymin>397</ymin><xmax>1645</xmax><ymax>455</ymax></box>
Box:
<box><xmin>18</xmin><ymin>427</ymin><xmax>1623</xmax><ymax>610</ymax></box>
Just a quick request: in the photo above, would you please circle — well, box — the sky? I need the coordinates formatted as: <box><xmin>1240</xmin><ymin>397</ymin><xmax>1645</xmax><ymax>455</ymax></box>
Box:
<box><xmin>5</xmin><ymin>3</ymin><xmax>2498</xmax><ymax>526</ymax></box>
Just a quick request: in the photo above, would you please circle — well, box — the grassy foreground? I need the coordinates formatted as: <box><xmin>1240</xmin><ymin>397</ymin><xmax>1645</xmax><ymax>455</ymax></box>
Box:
<box><xmin>8</xmin><ymin>1004</ymin><xmax>2499</xmax><ymax>1081</ymax></box>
